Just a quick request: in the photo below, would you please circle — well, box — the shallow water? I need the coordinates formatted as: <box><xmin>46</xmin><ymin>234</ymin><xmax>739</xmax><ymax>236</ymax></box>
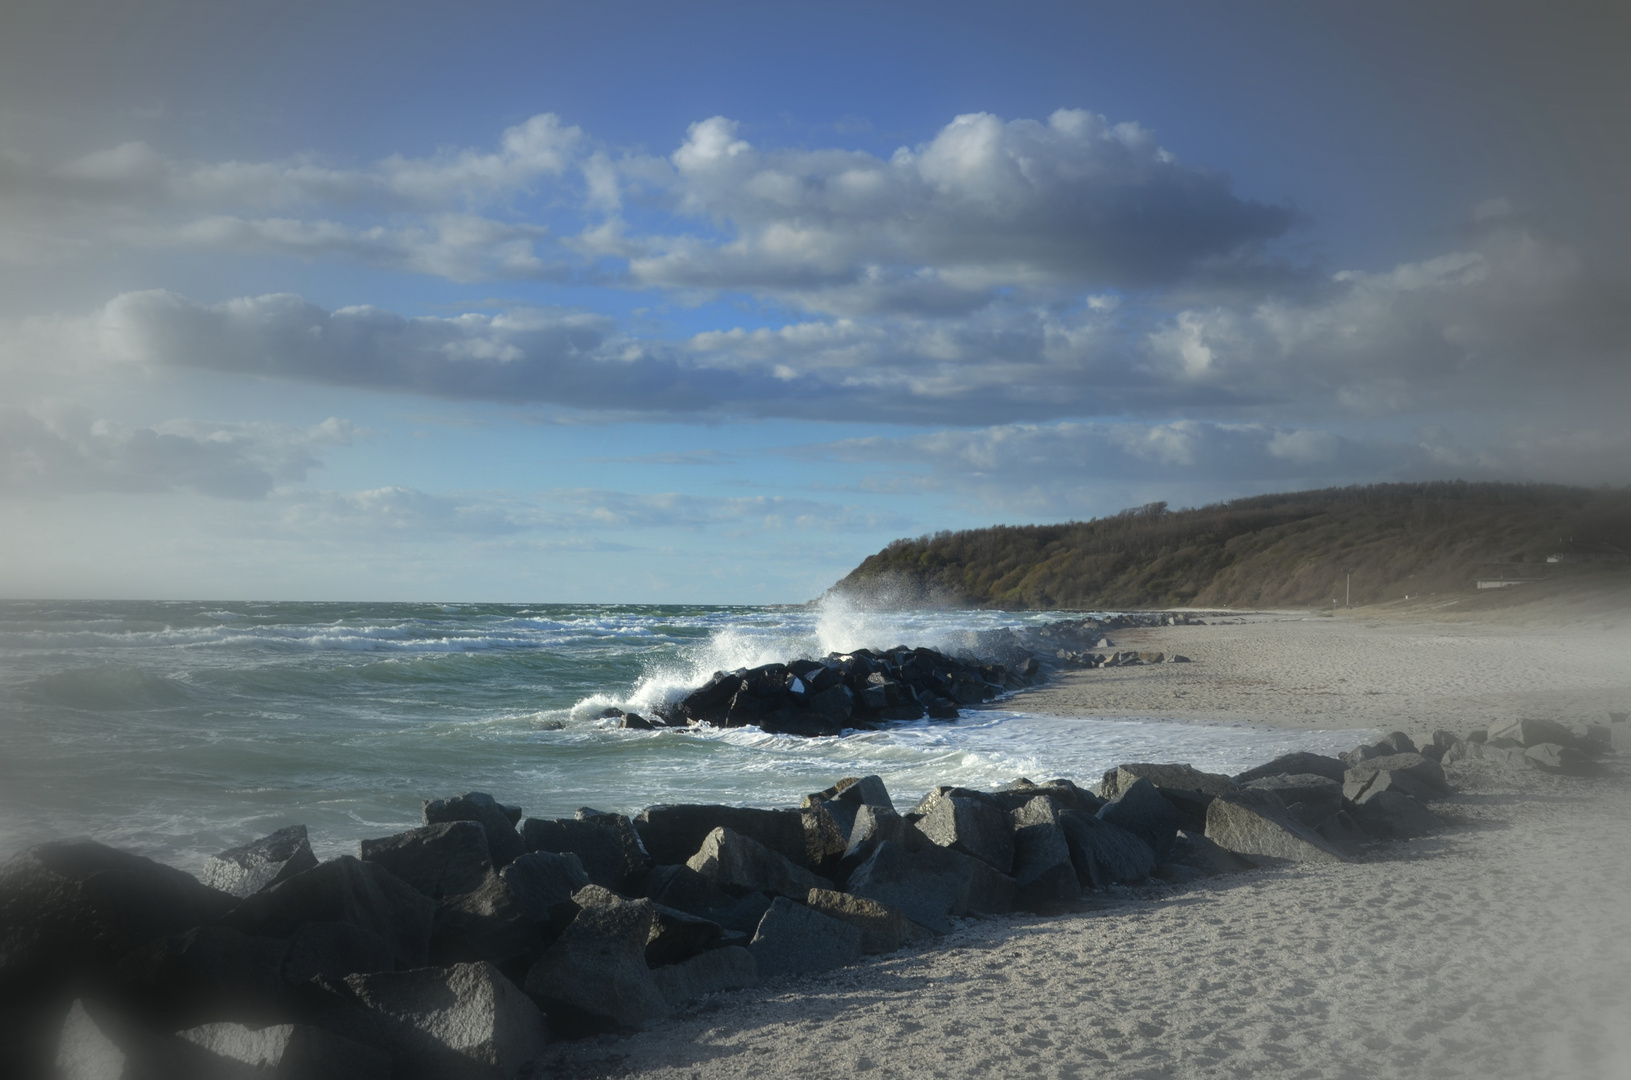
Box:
<box><xmin>0</xmin><ymin>599</ymin><xmax>1369</xmax><ymax>872</ymax></box>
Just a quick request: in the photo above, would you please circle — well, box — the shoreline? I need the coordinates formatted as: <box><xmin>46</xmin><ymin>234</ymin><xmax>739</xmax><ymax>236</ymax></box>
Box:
<box><xmin>544</xmin><ymin>596</ymin><xmax>1631</xmax><ymax>1080</ymax></box>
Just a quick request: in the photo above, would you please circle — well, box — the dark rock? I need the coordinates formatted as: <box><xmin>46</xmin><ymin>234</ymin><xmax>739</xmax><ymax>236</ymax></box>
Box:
<box><xmin>804</xmin><ymin>888</ymin><xmax>913</xmax><ymax>954</ymax></box>
<box><xmin>423</xmin><ymin>792</ymin><xmax>526</xmax><ymax>869</ymax></box>
<box><xmin>1008</xmin><ymin>797</ymin><xmax>1080</xmax><ymax>913</ymax></box>
<box><xmin>1232</xmin><ymin>752</ymin><xmax>1347</xmax><ymax>785</ymax></box>
<box><xmin>1524</xmin><ymin>742</ymin><xmax>1597</xmax><ymax>775</ymax></box>
<box><xmin>1243</xmin><ymin>774</ymin><xmax>1343</xmax><ymax>828</ymax></box>
<box><xmin>914</xmin><ymin>788</ymin><xmax>1015</xmax><ymax>873</ymax></box>
<box><xmin>519</xmin><ymin>813</ymin><xmax>649</xmax><ymax>892</ymax></box>
<box><xmin>1313</xmin><ymin>810</ymin><xmax>1368</xmax><ymax>852</ymax></box>
<box><xmin>0</xmin><ymin>840</ymin><xmax>236</xmax><ymax>1006</ymax></box>
<box><xmin>1100</xmin><ymin>764</ymin><xmax>1236</xmax><ymax>830</ymax></box>
<box><xmin>498</xmin><ymin>851</ymin><xmax>591</xmax><ymax>927</ymax></box>
<box><xmin>523</xmin><ymin>892</ymin><xmax>669</xmax><ymax>1032</ymax></box>
<box><xmin>1096</xmin><ymin>777</ymin><xmax>1184</xmax><ymax>861</ymax></box>
<box><xmin>573</xmin><ymin>884</ymin><xmax>725</xmax><ymax>967</ymax></box>
<box><xmin>1056</xmin><ymin>810</ymin><xmax>1156</xmax><ymax>887</ymax></box>
<box><xmin>1352</xmin><ymin>791</ymin><xmax>1444</xmax><ymax>839</ymax></box>
<box><xmin>201</xmin><ymin>825</ymin><xmax>318</xmax><ymax>899</ymax></box>
<box><xmin>990</xmin><ymin>778</ymin><xmax>1103</xmax><ymax>814</ymax></box>
<box><xmin>651</xmin><ymin>947</ymin><xmax>759</xmax><ymax>1007</ymax></box>
<box><xmin>698</xmin><ymin>892</ymin><xmax>773</xmax><ymax>935</ymax></box>
<box><xmin>282</xmin><ymin>921</ymin><xmax>399</xmax><ymax>984</ymax></box>
<box><xmin>748</xmin><ymin>897</ymin><xmax>863</xmax><ymax>978</ymax></box>
<box><xmin>109</xmin><ymin>925</ymin><xmax>290</xmax><ymax>1030</ymax></box>
<box><xmin>1487</xmin><ymin>717</ymin><xmax>1594</xmax><ymax>752</ymax></box>
<box><xmin>634</xmin><ymin>805</ymin><xmax>809</xmax><ymax>868</ymax></box>
<box><xmin>1343</xmin><ymin>753</ymin><xmax>1450</xmax><ymax>801</ymax></box>
<box><xmin>1345</xmin><ymin>767</ymin><xmax>1441</xmax><ymax>805</ymax></box>
<box><xmin>317</xmin><ymin>961</ymin><xmax>548</xmax><ymax>1079</ymax></box>
<box><xmin>618</xmin><ymin>712</ymin><xmax>659</xmax><ymax>730</ymax></box>
<box><xmin>431</xmin><ymin>872</ymin><xmax>545</xmax><ymax>969</ymax></box>
<box><xmin>1204</xmin><ymin>790</ymin><xmax>1349</xmax><ymax>864</ymax></box>
<box><xmin>1154</xmin><ymin>830</ymin><xmax>1254</xmax><ymax>883</ymax></box>
<box><xmin>359</xmin><ymin>821</ymin><xmax>493</xmax><ymax>901</ymax></box>
<box><xmin>684</xmin><ymin>828</ymin><xmax>832</xmax><ymax>899</ymax></box>
<box><xmin>845</xmin><ymin>840</ymin><xmax>1014</xmax><ymax>934</ymax></box>
<box><xmin>836</xmin><ymin>804</ymin><xmax>907</xmax><ymax>884</ymax></box>
<box><xmin>636</xmin><ymin>863</ymin><xmax>727</xmax><ymax>916</ymax></box>
<box><xmin>180</xmin><ymin>1019</ymin><xmax>389</xmax><ymax>1079</ymax></box>
<box><xmin>222</xmin><ymin>856</ymin><xmax>434</xmax><ymax>970</ymax></box>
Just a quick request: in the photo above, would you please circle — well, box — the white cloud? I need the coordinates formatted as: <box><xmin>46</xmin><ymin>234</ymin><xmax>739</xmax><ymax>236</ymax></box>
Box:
<box><xmin>0</xmin><ymin>410</ymin><xmax>359</xmax><ymax>499</ymax></box>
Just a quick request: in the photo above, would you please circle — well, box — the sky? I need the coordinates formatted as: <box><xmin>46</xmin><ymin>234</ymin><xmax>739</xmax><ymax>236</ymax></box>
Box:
<box><xmin>2</xmin><ymin>0</ymin><xmax>1628</xmax><ymax>602</ymax></box>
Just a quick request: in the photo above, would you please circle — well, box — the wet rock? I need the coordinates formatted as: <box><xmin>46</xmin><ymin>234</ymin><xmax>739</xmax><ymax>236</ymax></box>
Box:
<box><xmin>1096</xmin><ymin>777</ymin><xmax>1185</xmax><ymax>861</ymax></box>
<box><xmin>804</xmin><ymin>888</ymin><xmax>913</xmax><ymax>954</ymax></box>
<box><xmin>423</xmin><ymin>792</ymin><xmax>526</xmax><ymax>869</ymax></box>
<box><xmin>222</xmin><ymin>856</ymin><xmax>434</xmax><ymax>970</ymax></box>
<box><xmin>634</xmin><ymin>805</ymin><xmax>809</xmax><ymax>868</ymax></box>
<box><xmin>914</xmin><ymin>787</ymin><xmax>1015</xmax><ymax>873</ymax></box>
<box><xmin>498</xmin><ymin>851</ymin><xmax>590</xmax><ymax>927</ymax></box>
<box><xmin>180</xmin><ymin>1019</ymin><xmax>389</xmax><ymax>1079</ymax></box>
<box><xmin>1232</xmin><ymin>752</ymin><xmax>1348</xmax><ymax>785</ymax></box>
<box><xmin>651</xmin><ymin>947</ymin><xmax>759</xmax><ymax>1007</ymax></box>
<box><xmin>748</xmin><ymin>897</ymin><xmax>863</xmax><ymax>978</ymax></box>
<box><xmin>359</xmin><ymin>821</ymin><xmax>493</xmax><ymax>901</ymax></box>
<box><xmin>845</xmin><ymin>840</ymin><xmax>1014</xmax><ymax>934</ymax></box>
<box><xmin>1008</xmin><ymin>797</ymin><xmax>1081</xmax><ymax>913</ymax></box>
<box><xmin>0</xmin><ymin>840</ymin><xmax>236</xmax><ymax>1005</ymax></box>
<box><xmin>685</xmin><ymin>828</ymin><xmax>832</xmax><ymax>899</ymax></box>
<box><xmin>322</xmin><ymin>962</ymin><xmax>548</xmax><ymax>1080</ymax></box>
<box><xmin>1056</xmin><ymin>810</ymin><xmax>1156</xmax><ymax>887</ymax></box>
<box><xmin>519</xmin><ymin>810</ymin><xmax>650</xmax><ymax>893</ymax></box>
<box><xmin>201</xmin><ymin>825</ymin><xmax>318</xmax><ymax>899</ymax></box>
<box><xmin>1204</xmin><ymin>790</ymin><xmax>1349</xmax><ymax>864</ymax></box>
<box><xmin>523</xmin><ymin>892</ymin><xmax>669</xmax><ymax>1033</ymax></box>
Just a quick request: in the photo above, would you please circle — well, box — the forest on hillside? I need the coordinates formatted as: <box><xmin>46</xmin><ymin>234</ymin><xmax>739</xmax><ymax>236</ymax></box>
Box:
<box><xmin>828</xmin><ymin>482</ymin><xmax>1631</xmax><ymax>610</ymax></box>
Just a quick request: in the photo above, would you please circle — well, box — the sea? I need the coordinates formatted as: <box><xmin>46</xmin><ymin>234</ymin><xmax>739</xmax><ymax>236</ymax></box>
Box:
<box><xmin>0</xmin><ymin>599</ymin><xmax>1369</xmax><ymax>873</ymax></box>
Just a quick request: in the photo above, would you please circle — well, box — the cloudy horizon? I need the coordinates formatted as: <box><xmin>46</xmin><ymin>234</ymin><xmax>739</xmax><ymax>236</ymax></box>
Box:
<box><xmin>3</xmin><ymin>0</ymin><xmax>1627</xmax><ymax>602</ymax></box>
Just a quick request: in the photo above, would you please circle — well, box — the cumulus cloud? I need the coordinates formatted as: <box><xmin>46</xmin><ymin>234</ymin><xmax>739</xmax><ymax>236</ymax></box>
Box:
<box><xmin>623</xmin><ymin>110</ymin><xmax>1297</xmax><ymax>314</ymax></box>
<box><xmin>0</xmin><ymin>410</ymin><xmax>358</xmax><ymax>499</ymax></box>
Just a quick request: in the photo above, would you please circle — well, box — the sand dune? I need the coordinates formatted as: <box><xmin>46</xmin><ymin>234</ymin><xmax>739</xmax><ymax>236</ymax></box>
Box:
<box><xmin>543</xmin><ymin>596</ymin><xmax>1631</xmax><ymax>1079</ymax></box>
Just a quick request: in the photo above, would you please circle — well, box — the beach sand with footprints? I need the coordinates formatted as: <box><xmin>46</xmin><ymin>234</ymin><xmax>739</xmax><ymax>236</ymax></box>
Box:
<box><xmin>546</xmin><ymin>591</ymin><xmax>1631</xmax><ymax>1080</ymax></box>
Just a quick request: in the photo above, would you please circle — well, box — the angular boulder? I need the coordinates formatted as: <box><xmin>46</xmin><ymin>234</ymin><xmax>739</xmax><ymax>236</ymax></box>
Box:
<box><xmin>914</xmin><ymin>788</ymin><xmax>1014</xmax><ymax>873</ymax></box>
<box><xmin>1244</xmin><ymin>774</ymin><xmax>1343</xmax><ymax>827</ymax></box>
<box><xmin>1524</xmin><ymin>742</ymin><xmax>1597</xmax><ymax>775</ymax></box>
<box><xmin>1008</xmin><ymin>797</ymin><xmax>1080</xmax><ymax>913</ymax></box>
<box><xmin>201</xmin><ymin>825</ymin><xmax>318</xmax><ymax>899</ymax></box>
<box><xmin>990</xmin><ymin>778</ymin><xmax>1103</xmax><ymax>814</ymax></box>
<box><xmin>281</xmin><ymin>921</ymin><xmax>399</xmax><ymax>984</ymax></box>
<box><xmin>109</xmin><ymin>924</ymin><xmax>290</xmax><ymax>1029</ymax></box>
<box><xmin>0</xmin><ymin>841</ymin><xmax>236</xmax><ymax>1004</ymax></box>
<box><xmin>1096</xmin><ymin>777</ymin><xmax>1184</xmax><ymax>861</ymax></box>
<box><xmin>651</xmin><ymin>946</ymin><xmax>759</xmax><ymax>1007</ymax></box>
<box><xmin>359</xmin><ymin>821</ymin><xmax>493</xmax><ymax>901</ymax></box>
<box><xmin>573</xmin><ymin>884</ymin><xmax>725</xmax><ymax>967</ymax></box>
<box><xmin>804</xmin><ymin>888</ymin><xmax>912</xmax><ymax>955</ymax></box>
<box><xmin>1204</xmin><ymin>790</ymin><xmax>1349</xmax><ymax>864</ymax></box>
<box><xmin>845</xmin><ymin>840</ymin><xmax>1014</xmax><ymax>934</ymax></box>
<box><xmin>1056</xmin><ymin>810</ymin><xmax>1155</xmax><ymax>887</ymax></box>
<box><xmin>1154</xmin><ymin>830</ymin><xmax>1254</xmax><ymax>883</ymax></box>
<box><xmin>636</xmin><ymin>863</ymin><xmax>727</xmax><ymax>916</ymax></box>
<box><xmin>1442</xmin><ymin>739</ymin><xmax>1534</xmax><ymax>768</ymax></box>
<box><xmin>327</xmin><ymin>962</ymin><xmax>547</xmax><ymax>1080</ymax></box>
<box><xmin>685</xmin><ymin>828</ymin><xmax>832</xmax><ymax>899</ymax></box>
<box><xmin>222</xmin><ymin>856</ymin><xmax>434</xmax><ymax>969</ymax></box>
<box><xmin>430</xmin><ymin>872</ymin><xmax>545</xmax><ymax>969</ymax></box>
<box><xmin>634</xmin><ymin>805</ymin><xmax>808</xmax><ymax>868</ymax></box>
<box><xmin>836</xmin><ymin>804</ymin><xmax>907</xmax><ymax>884</ymax></box>
<box><xmin>180</xmin><ymin>1020</ymin><xmax>388</xmax><ymax>1079</ymax></box>
<box><xmin>1232</xmin><ymin>752</ymin><xmax>1347</xmax><ymax>785</ymax></box>
<box><xmin>1352</xmin><ymin>790</ymin><xmax>1444</xmax><ymax>839</ymax></box>
<box><xmin>748</xmin><ymin>897</ymin><xmax>863</xmax><ymax>979</ymax></box>
<box><xmin>519</xmin><ymin>812</ymin><xmax>649</xmax><ymax>892</ymax></box>
<box><xmin>1343</xmin><ymin>753</ymin><xmax>1450</xmax><ymax>801</ymax></box>
<box><xmin>523</xmin><ymin>892</ymin><xmax>669</xmax><ymax>1032</ymax></box>
<box><xmin>56</xmin><ymin>998</ymin><xmax>186</xmax><ymax>1080</ymax></box>
<box><xmin>1487</xmin><ymin>717</ymin><xmax>1592</xmax><ymax>752</ymax></box>
<box><xmin>497</xmin><ymin>851</ymin><xmax>590</xmax><ymax>927</ymax></box>
<box><xmin>423</xmin><ymin>792</ymin><xmax>526</xmax><ymax>868</ymax></box>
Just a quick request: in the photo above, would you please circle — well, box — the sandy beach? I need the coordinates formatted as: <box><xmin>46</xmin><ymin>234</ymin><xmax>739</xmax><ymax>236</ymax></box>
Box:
<box><xmin>543</xmin><ymin>592</ymin><xmax>1631</xmax><ymax>1080</ymax></box>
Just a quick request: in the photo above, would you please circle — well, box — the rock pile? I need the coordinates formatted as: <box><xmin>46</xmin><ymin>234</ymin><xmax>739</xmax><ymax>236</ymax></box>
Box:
<box><xmin>7</xmin><ymin>710</ymin><xmax>1622</xmax><ymax>1079</ymax></box>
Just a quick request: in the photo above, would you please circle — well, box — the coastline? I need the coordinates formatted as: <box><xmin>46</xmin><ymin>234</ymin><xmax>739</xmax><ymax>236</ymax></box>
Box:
<box><xmin>544</xmin><ymin>595</ymin><xmax>1631</xmax><ymax>1080</ymax></box>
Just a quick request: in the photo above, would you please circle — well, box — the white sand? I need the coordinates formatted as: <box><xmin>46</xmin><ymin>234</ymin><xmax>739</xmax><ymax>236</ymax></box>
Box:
<box><xmin>543</xmin><ymin>595</ymin><xmax>1631</xmax><ymax>1080</ymax></box>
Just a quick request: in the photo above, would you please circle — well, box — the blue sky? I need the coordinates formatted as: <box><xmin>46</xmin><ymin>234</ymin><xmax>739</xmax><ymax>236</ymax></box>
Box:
<box><xmin>3</xmin><ymin>0</ymin><xmax>1628</xmax><ymax>601</ymax></box>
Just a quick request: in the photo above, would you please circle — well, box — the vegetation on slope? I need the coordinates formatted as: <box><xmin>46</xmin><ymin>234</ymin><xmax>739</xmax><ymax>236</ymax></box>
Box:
<box><xmin>829</xmin><ymin>482</ymin><xmax>1631</xmax><ymax>610</ymax></box>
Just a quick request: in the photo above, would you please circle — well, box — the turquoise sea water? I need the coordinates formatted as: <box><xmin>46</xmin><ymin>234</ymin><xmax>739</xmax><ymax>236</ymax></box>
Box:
<box><xmin>0</xmin><ymin>599</ymin><xmax>1368</xmax><ymax>872</ymax></box>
